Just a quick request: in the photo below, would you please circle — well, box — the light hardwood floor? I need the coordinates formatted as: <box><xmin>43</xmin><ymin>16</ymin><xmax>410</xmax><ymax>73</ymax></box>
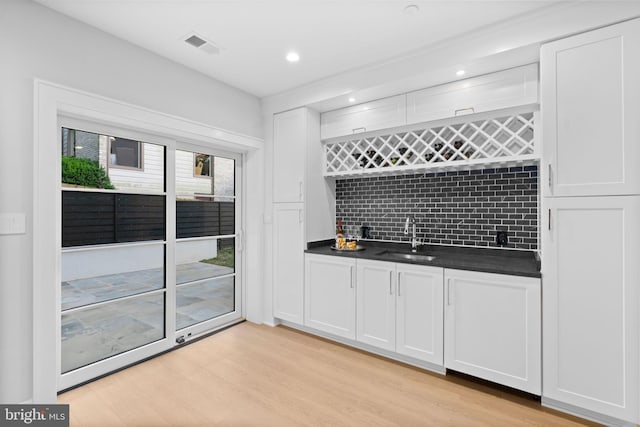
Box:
<box><xmin>59</xmin><ymin>322</ymin><xmax>597</xmax><ymax>426</ymax></box>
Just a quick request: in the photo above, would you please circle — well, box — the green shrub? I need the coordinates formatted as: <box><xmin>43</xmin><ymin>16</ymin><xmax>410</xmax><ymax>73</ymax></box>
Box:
<box><xmin>61</xmin><ymin>156</ymin><xmax>114</xmax><ymax>189</ymax></box>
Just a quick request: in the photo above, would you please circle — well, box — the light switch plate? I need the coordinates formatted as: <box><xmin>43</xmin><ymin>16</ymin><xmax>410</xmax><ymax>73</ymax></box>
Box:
<box><xmin>0</xmin><ymin>213</ymin><xmax>26</xmax><ymax>235</ymax></box>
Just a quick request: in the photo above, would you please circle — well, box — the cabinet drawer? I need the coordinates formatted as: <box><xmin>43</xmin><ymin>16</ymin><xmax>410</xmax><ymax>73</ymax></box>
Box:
<box><xmin>406</xmin><ymin>64</ymin><xmax>538</xmax><ymax>124</ymax></box>
<box><xmin>320</xmin><ymin>95</ymin><xmax>406</xmax><ymax>140</ymax></box>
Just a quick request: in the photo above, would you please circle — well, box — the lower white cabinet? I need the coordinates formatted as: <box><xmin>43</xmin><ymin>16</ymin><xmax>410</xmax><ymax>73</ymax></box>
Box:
<box><xmin>304</xmin><ymin>254</ymin><xmax>356</xmax><ymax>339</ymax></box>
<box><xmin>356</xmin><ymin>260</ymin><xmax>396</xmax><ymax>351</ymax></box>
<box><xmin>542</xmin><ymin>196</ymin><xmax>640</xmax><ymax>423</ymax></box>
<box><xmin>444</xmin><ymin>269</ymin><xmax>541</xmax><ymax>394</ymax></box>
<box><xmin>356</xmin><ymin>259</ymin><xmax>444</xmax><ymax>365</ymax></box>
<box><xmin>302</xmin><ymin>255</ymin><xmax>541</xmax><ymax>395</ymax></box>
<box><xmin>272</xmin><ymin>203</ymin><xmax>304</xmax><ymax>324</ymax></box>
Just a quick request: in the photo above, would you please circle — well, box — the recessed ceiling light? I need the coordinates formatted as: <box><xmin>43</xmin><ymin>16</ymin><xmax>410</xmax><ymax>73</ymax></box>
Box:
<box><xmin>286</xmin><ymin>51</ymin><xmax>300</xmax><ymax>63</ymax></box>
<box><xmin>348</xmin><ymin>97</ymin><xmax>356</xmax><ymax>103</ymax></box>
<box><xmin>456</xmin><ymin>69</ymin><xmax>466</xmax><ymax>76</ymax></box>
<box><xmin>403</xmin><ymin>4</ymin><xmax>420</xmax><ymax>15</ymax></box>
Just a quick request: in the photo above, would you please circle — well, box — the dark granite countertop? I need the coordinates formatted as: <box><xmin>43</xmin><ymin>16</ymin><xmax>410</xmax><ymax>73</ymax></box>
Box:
<box><xmin>305</xmin><ymin>240</ymin><xmax>541</xmax><ymax>278</ymax></box>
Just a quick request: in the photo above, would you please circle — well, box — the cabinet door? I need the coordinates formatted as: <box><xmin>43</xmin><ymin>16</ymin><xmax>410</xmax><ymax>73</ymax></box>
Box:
<box><xmin>541</xmin><ymin>18</ymin><xmax>640</xmax><ymax>197</ymax></box>
<box><xmin>273</xmin><ymin>108</ymin><xmax>306</xmax><ymax>203</ymax></box>
<box><xmin>304</xmin><ymin>254</ymin><xmax>356</xmax><ymax>339</ymax></box>
<box><xmin>356</xmin><ymin>259</ymin><xmax>396</xmax><ymax>351</ymax></box>
<box><xmin>444</xmin><ymin>269</ymin><xmax>541</xmax><ymax>394</ymax></box>
<box><xmin>320</xmin><ymin>95</ymin><xmax>406</xmax><ymax>140</ymax></box>
<box><xmin>272</xmin><ymin>204</ymin><xmax>304</xmax><ymax>324</ymax></box>
<box><xmin>406</xmin><ymin>64</ymin><xmax>538</xmax><ymax>124</ymax></box>
<box><xmin>396</xmin><ymin>264</ymin><xmax>444</xmax><ymax>365</ymax></box>
<box><xmin>543</xmin><ymin>196</ymin><xmax>640</xmax><ymax>422</ymax></box>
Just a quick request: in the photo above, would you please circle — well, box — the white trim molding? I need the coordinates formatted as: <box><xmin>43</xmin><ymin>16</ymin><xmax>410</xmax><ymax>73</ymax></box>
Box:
<box><xmin>33</xmin><ymin>79</ymin><xmax>263</xmax><ymax>403</ymax></box>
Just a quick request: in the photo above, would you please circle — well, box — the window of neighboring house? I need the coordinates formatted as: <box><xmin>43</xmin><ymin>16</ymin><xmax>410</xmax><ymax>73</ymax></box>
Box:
<box><xmin>109</xmin><ymin>137</ymin><xmax>143</xmax><ymax>170</ymax></box>
<box><xmin>194</xmin><ymin>153</ymin><xmax>212</xmax><ymax>177</ymax></box>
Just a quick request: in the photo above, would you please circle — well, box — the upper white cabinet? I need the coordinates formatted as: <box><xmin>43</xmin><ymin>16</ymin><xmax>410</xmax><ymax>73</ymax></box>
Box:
<box><xmin>272</xmin><ymin>203</ymin><xmax>305</xmax><ymax>324</ymax></box>
<box><xmin>444</xmin><ymin>269</ymin><xmax>541</xmax><ymax>395</ymax></box>
<box><xmin>304</xmin><ymin>254</ymin><xmax>356</xmax><ymax>339</ymax></box>
<box><xmin>541</xmin><ymin>19</ymin><xmax>640</xmax><ymax>197</ymax></box>
<box><xmin>406</xmin><ymin>64</ymin><xmax>538</xmax><ymax>124</ymax></box>
<box><xmin>320</xmin><ymin>95</ymin><xmax>407</xmax><ymax>140</ymax></box>
<box><xmin>542</xmin><ymin>196</ymin><xmax>640</xmax><ymax>423</ymax></box>
<box><xmin>273</xmin><ymin>108</ymin><xmax>307</xmax><ymax>203</ymax></box>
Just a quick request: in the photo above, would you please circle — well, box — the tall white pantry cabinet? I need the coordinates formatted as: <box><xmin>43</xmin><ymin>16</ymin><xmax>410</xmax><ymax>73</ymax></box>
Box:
<box><xmin>272</xmin><ymin>107</ymin><xmax>334</xmax><ymax>325</ymax></box>
<box><xmin>541</xmin><ymin>18</ymin><xmax>640</xmax><ymax>425</ymax></box>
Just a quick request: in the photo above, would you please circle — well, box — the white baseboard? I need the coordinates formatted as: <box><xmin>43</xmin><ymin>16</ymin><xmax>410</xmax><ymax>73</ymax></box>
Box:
<box><xmin>542</xmin><ymin>397</ymin><xmax>637</xmax><ymax>427</ymax></box>
<box><xmin>278</xmin><ymin>320</ymin><xmax>446</xmax><ymax>375</ymax></box>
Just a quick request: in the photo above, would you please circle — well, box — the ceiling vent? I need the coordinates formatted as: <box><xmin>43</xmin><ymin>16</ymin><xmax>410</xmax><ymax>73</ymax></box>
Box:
<box><xmin>184</xmin><ymin>32</ymin><xmax>220</xmax><ymax>55</ymax></box>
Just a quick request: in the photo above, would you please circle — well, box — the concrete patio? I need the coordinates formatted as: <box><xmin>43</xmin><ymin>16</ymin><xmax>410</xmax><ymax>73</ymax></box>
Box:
<box><xmin>61</xmin><ymin>262</ymin><xmax>234</xmax><ymax>373</ymax></box>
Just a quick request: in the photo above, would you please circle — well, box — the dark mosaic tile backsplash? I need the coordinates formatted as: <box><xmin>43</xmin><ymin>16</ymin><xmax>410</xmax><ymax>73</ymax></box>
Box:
<box><xmin>335</xmin><ymin>165</ymin><xmax>538</xmax><ymax>250</ymax></box>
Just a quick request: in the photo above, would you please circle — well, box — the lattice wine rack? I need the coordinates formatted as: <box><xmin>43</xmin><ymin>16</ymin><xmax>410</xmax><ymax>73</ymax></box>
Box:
<box><xmin>324</xmin><ymin>112</ymin><xmax>536</xmax><ymax>176</ymax></box>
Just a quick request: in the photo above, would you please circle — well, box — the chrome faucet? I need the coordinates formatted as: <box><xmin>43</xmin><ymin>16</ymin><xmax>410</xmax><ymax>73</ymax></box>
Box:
<box><xmin>404</xmin><ymin>216</ymin><xmax>421</xmax><ymax>252</ymax></box>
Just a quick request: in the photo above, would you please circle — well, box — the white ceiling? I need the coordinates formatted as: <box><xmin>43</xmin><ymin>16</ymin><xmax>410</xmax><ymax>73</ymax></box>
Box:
<box><xmin>35</xmin><ymin>0</ymin><xmax>564</xmax><ymax>97</ymax></box>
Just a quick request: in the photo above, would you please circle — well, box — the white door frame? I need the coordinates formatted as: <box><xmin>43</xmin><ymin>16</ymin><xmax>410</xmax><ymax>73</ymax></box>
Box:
<box><xmin>34</xmin><ymin>79</ymin><xmax>262</xmax><ymax>402</ymax></box>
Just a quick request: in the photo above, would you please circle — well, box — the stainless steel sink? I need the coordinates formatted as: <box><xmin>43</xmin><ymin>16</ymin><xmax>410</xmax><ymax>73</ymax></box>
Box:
<box><xmin>377</xmin><ymin>251</ymin><xmax>437</xmax><ymax>262</ymax></box>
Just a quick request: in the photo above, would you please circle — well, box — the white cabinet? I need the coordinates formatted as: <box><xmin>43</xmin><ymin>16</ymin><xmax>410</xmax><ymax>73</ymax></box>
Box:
<box><xmin>444</xmin><ymin>269</ymin><xmax>541</xmax><ymax>395</ymax></box>
<box><xmin>320</xmin><ymin>95</ymin><xmax>406</xmax><ymax>140</ymax></box>
<box><xmin>356</xmin><ymin>259</ymin><xmax>396</xmax><ymax>351</ymax></box>
<box><xmin>304</xmin><ymin>254</ymin><xmax>356</xmax><ymax>339</ymax></box>
<box><xmin>541</xmin><ymin>19</ymin><xmax>640</xmax><ymax>197</ymax></box>
<box><xmin>272</xmin><ymin>204</ymin><xmax>305</xmax><ymax>324</ymax></box>
<box><xmin>396</xmin><ymin>263</ymin><xmax>444</xmax><ymax>364</ymax></box>
<box><xmin>406</xmin><ymin>64</ymin><xmax>538</xmax><ymax>125</ymax></box>
<box><xmin>356</xmin><ymin>260</ymin><xmax>444</xmax><ymax>365</ymax></box>
<box><xmin>540</xmin><ymin>18</ymin><xmax>640</xmax><ymax>425</ymax></box>
<box><xmin>542</xmin><ymin>196</ymin><xmax>640</xmax><ymax>422</ymax></box>
<box><xmin>273</xmin><ymin>108</ymin><xmax>306</xmax><ymax>203</ymax></box>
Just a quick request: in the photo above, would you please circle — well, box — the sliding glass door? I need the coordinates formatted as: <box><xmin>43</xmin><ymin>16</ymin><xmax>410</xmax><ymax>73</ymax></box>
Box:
<box><xmin>59</xmin><ymin>125</ymin><xmax>242</xmax><ymax>390</ymax></box>
<box><xmin>174</xmin><ymin>149</ymin><xmax>241</xmax><ymax>338</ymax></box>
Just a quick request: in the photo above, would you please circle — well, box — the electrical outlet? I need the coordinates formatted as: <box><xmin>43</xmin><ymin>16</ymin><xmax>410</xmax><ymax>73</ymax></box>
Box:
<box><xmin>496</xmin><ymin>231</ymin><xmax>508</xmax><ymax>246</ymax></box>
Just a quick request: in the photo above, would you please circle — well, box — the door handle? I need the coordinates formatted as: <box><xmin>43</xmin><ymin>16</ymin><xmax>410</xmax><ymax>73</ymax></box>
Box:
<box><xmin>350</xmin><ymin>266</ymin><xmax>354</xmax><ymax>289</ymax></box>
<box><xmin>397</xmin><ymin>272</ymin><xmax>402</xmax><ymax>296</ymax></box>
<box><xmin>548</xmin><ymin>209</ymin><xmax>551</xmax><ymax>231</ymax></box>
<box><xmin>299</xmin><ymin>181</ymin><xmax>303</xmax><ymax>201</ymax></box>
<box><xmin>352</xmin><ymin>127</ymin><xmax>366</xmax><ymax>134</ymax></box>
<box><xmin>389</xmin><ymin>270</ymin><xmax>393</xmax><ymax>295</ymax></box>
<box><xmin>548</xmin><ymin>163</ymin><xmax>552</xmax><ymax>190</ymax></box>
<box><xmin>447</xmin><ymin>278</ymin><xmax>453</xmax><ymax>306</ymax></box>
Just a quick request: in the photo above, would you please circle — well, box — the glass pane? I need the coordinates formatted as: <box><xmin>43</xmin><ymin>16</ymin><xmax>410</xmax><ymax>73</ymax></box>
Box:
<box><xmin>176</xmin><ymin>150</ymin><xmax>235</xmax><ymax>239</ymax></box>
<box><xmin>176</xmin><ymin>150</ymin><xmax>235</xmax><ymax>201</ymax></box>
<box><xmin>62</xmin><ymin>191</ymin><xmax>165</xmax><ymax>247</ymax></box>
<box><xmin>61</xmin><ymin>127</ymin><xmax>164</xmax><ymax>194</ymax></box>
<box><xmin>213</xmin><ymin>156</ymin><xmax>235</xmax><ymax>200</ymax></box>
<box><xmin>176</xmin><ymin>237</ymin><xmax>234</xmax><ymax>285</ymax></box>
<box><xmin>61</xmin><ymin>293</ymin><xmax>165</xmax><ymax>373</ymax></box>
<box><xmin>176</xmin><ymin>276</ymin><xmax>234</xmax><ymax>330</ymax></box>
<box><xmin>62</xmin><ymin>244</ymin><xmax>165</xmax><ymax>311</ymax></box>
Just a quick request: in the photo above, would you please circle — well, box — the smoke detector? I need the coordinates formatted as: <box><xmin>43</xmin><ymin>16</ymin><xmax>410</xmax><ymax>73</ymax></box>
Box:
<box><xmin>183</xmin><ymin>32</ymin><xmax>220</xmax><ymax>55</ymax></box>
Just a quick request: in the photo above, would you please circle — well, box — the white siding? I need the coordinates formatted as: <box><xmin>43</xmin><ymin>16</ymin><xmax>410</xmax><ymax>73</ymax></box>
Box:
<box><xmin>107</xmin><ymin>143</ymin><xmax>165</xmax><ymax>193</ymax></box>
<box><xmin>176</xmin><ymin>150</ymin><xmax>212</xmax><ymax>197</ymax></box>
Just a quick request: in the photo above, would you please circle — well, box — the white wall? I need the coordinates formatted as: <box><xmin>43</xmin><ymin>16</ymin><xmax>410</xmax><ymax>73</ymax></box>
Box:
<box><xmin>61</xmin><ymin>244</ymin><xmax>164</xmax><ymax>282</ymax></box>
<box><xmin>0</xmin><ymin>0</ymin><xmax>262</xmax><ymax>404</ymax></box>
<box><xmin>176</xmin><ymin>240</ymin><xmax>217</xmax><ymax>265</ymax></box>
